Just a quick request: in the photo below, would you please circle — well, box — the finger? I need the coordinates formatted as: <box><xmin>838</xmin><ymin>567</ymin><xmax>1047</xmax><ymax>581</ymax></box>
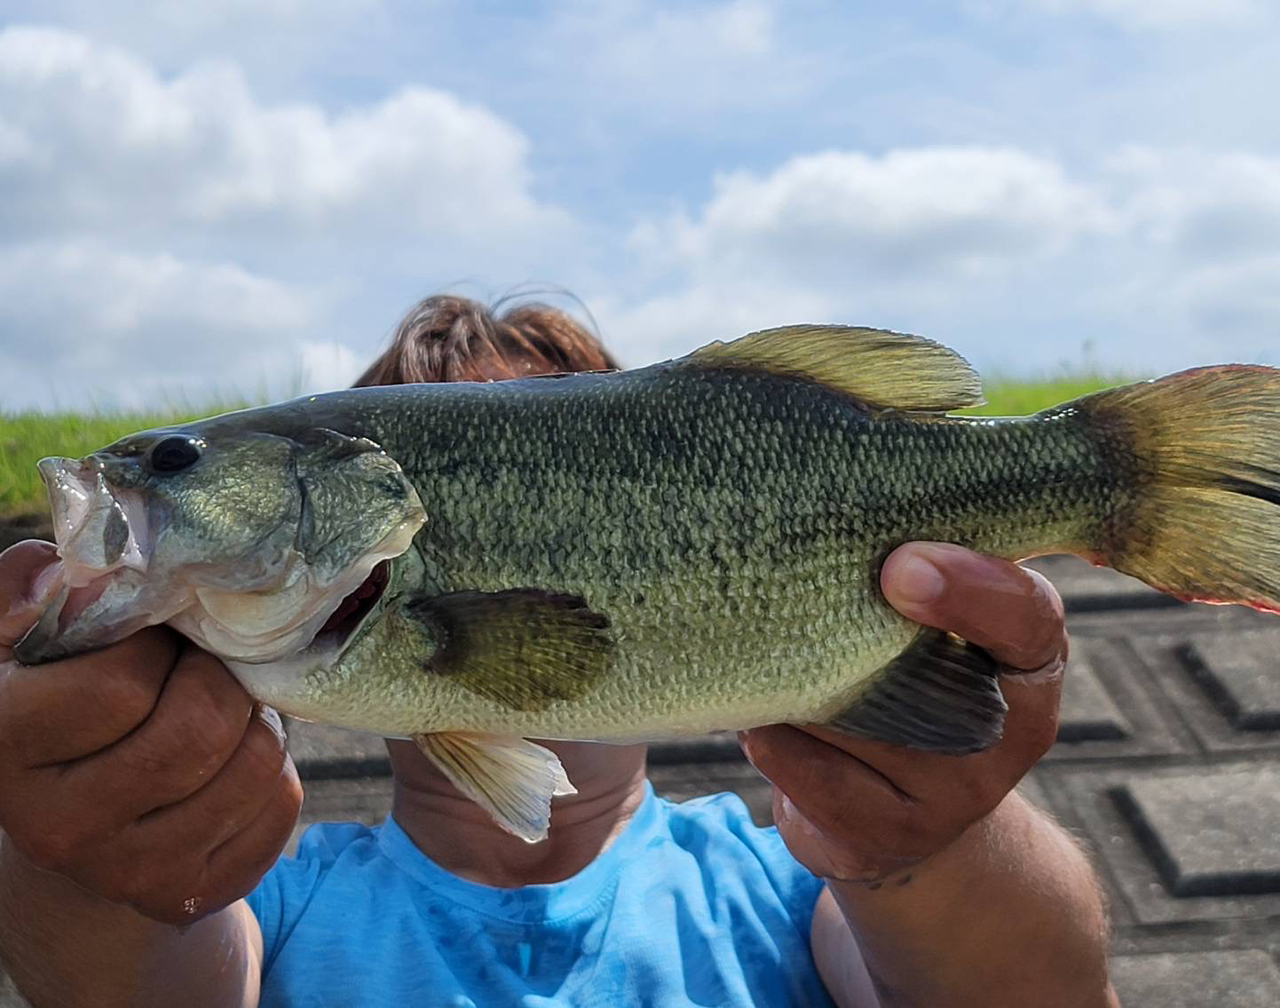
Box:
<box><xmin>0</xmin><ymin>540</ymin><xmax>60</xmax><ymax>651</ymax></box>
<box><xmin>994</xmin><ymin>661</ymin><xmax>1063</xmax><ymax>763</ymax></box>
<box><xmin>881</xmin><ymin>542</ymin><xmax>1067</xmax><ymax>671</ymax></box>
<box><xmin>740</xmin><ymin>724</ymin><xmax>919</xmax><ymax>837</ymax></box>
<box><xmin>136</xmin><ymin>707</ymin><xmax>293</xmax><ymax>855</ymax></box>
<box><xmin>784</xmin><ymin>635</ymin><xmax>1064</xmax><ymax>802</ymax></box>
<box><xmin>199</xmin><ymin>764</ymin><xmax>304</xmax><ymax>910</ymax></box>
<box><xmin>0</xmin><ymin>628</ymin><xmax>179</xmax><ymax>766</ymax></box>
<box><xmin>59</xmin><ymin>646</ymin><xmax>254</xmax><ymax>817</ymax></box>
<box><xmin>785</xmin><ymin>706</ymin><xmax>1057</xmax><ymax>814</ymax></box>
<box><xmin>112</xmin><ymin>763</ymin><xmax>300</xmax><ymax>927</ymax></box>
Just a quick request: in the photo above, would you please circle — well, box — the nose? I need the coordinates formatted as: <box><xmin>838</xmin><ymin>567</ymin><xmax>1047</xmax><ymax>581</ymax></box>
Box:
<box><xmin>37</xmin><ymin>456</ymin><xmax>87</xmax><ymax>484</ymax></box>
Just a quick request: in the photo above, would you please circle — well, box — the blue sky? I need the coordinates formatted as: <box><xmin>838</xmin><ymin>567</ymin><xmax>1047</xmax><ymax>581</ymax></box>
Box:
<box><xmin>1</xmin><ymin>0</ymin><xmax>1278</xmax><ymax>409</ymax></box>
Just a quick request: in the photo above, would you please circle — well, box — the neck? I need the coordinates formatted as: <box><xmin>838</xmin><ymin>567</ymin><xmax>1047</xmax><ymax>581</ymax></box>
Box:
<box><xmin>387</xmin><ymin>739</ymin><xmax>650</xmax><ymax>888</ymax></box>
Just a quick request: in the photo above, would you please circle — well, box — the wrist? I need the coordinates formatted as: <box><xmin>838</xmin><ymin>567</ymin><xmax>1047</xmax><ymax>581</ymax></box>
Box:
<box><xmin>1</xmin><ymin>830</ymin><xmax>120</xmax><ymax>915</ymax></box>
<box><xmin>824</xmin><ymin>791</ymin><xmax>1024</xmax><ymax>911</ymax></box>
<box><xmin>823</xmin><ymin>792</ymin><xmax>1112</xmax><ymax>1008</ymax></box>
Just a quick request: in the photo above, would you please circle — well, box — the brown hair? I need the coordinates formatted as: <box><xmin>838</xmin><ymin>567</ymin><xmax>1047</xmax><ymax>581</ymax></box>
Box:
<box><xmin>353</xmin><ymin>295</ymin><xmax>620</xmax><ymax>387</ymax></box>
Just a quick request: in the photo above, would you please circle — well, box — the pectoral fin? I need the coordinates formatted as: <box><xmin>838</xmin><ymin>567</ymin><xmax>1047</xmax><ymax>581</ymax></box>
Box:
<box><xmin>413</xmin><ymin>732</ymin><xmax>574</xmax><ymax>842</ymax></box>
<box><xmin>409</xmin><ymin>589</ymin><xmax>614</xmax><ymax>711</ymax></box>
<box><xmin>822</xmin><ymin>629</ymin><xmax>1007</xmax><ymax>754</ymax></box>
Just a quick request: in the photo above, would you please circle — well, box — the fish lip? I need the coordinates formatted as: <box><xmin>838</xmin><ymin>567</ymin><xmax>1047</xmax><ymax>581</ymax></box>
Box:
<box><xmin>12</xmin><ymin>566</ymin><xmax>165</xmax><ymax>666</ymax></box>
<box><xmin>38</xmin><ymin>457</ymin><xmax>93</xmax><ymax>549</ymax></box>
<box><xmin>39</xmin><ymin>456</ymin><xmax>151</xmax><ymax>586</ymax></box>
<box><xmin>13</xmin><ymin>458</ymin><xmax>165</xmax><ymax>665</ymax></box>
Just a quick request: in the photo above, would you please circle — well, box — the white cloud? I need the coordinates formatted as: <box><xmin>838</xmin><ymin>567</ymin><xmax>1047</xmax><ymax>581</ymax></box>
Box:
<box><xmin>0</xmin><ymin>240</ymin><xmax>325</xmax><ymax>409</ymax></box>
<box><xmin>1094</xmin><ymin>148</ymin><xmax>1280</xmax><ymax>360</ymax></box>
<box><xmin>604</xmin><ymin>146</ymin><xmax>1110</xmax><ymax>361</ymax></box>
<box><xmin>0</xmin><ymin>26</ymin><xmax>571</xmax><ymax>249</ymax></box>
<box><xmin>298</xmin><ymin>340</ymin><xmax>363</xmax><ymax>393</ymax></box>
<box><xmin>3</xmin><ymin>4</ymin><xmax>1280</xmax><ymax>411</ymax></box>
<box><xmin>647</xmin><ymin>147</ymin><xmax>1108</xmax><ymax>281</ymax></box>
<box><xmin>1112</xmin><ymin>148</ymin><xmax>1280</xmax><ymax>262</ymax></box>
<box><xmin>603</xmin><ymin>142</ymin><xmax>1280</xmax><ymax>375</ymax></box>
<box><xmin>0</xmin><ymin>23</ymin><xmax>586</xmax><ymax>408</ymax></box>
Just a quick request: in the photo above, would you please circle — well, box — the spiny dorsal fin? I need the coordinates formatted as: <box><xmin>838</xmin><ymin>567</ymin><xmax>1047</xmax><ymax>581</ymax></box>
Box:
<box><xmin>690</xmin><ymin>325</ymin><xmax>984</xmax><ymax>412</ymax></box>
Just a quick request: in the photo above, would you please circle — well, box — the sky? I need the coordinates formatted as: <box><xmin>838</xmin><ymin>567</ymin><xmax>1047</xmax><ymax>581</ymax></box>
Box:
<box><xmin>1</xmin><ymin>0</ymin><xmax>1279</xmax><ymax>409</ymax></box>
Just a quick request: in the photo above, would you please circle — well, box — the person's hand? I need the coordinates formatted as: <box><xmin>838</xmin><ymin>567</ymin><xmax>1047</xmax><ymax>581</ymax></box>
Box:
<box><xmin>740</xmin><ymin>541</ymin><xmax>1065</xmax><ymax>884</ymax></box>
<box><xmin>0</xmin><ymin>540</ymin><xmax>303</xmax><ymax>925</ymax></box>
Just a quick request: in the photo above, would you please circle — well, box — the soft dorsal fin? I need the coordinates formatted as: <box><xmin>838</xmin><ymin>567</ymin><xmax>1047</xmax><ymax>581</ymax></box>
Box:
<box><xmin>689</xmin><ymin>325</ymin><xmax>984</xmax><ymax>412</ymax></box>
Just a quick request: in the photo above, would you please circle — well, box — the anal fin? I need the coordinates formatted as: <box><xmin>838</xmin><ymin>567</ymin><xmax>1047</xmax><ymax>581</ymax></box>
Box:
<box><xmin>823</xmin><ymin>629</ymin><xmax>1006</xmax><ymax>754</ymax></box>
<box><xmin>413</xmin><ymin>732</ymin><xmax>575</xmax><ymax>843</ymax></box>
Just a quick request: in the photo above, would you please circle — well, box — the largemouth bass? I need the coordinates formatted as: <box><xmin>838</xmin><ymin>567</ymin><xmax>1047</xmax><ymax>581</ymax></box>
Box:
<box><xmin>15</xmin><ymin>326</ymin><xmax>1280</xmax><ymax>840</ymax></box>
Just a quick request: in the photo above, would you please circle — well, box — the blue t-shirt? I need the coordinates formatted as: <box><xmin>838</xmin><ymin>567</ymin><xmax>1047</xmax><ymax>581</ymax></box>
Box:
<box><xmin>248</xmin><ymin>785</ymin><xmax>835</xmax><ymax>1007</ymax></box>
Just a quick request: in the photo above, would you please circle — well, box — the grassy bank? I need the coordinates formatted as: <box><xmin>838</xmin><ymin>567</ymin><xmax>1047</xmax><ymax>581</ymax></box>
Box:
<box><xmin>962</xmin><ymin>374</ymin><xmax>1133</xmax><ymax>417</ymax></box>
<box><xmin>0</xmin><ymin>375</ymin><xmax>1130</xmax><ymax>520</ymax></box>
<box><xmin>0</xmin><ymin>407</ymin><xmax>237</xmax><ymax>518</ymax></box>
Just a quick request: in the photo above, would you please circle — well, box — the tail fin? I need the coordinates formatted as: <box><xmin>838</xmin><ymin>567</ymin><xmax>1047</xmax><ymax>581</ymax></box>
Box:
<box><xmin>1078</xmin><ymin>365</ymin><xmax>1280</xmax><ymax>613</ymax></box>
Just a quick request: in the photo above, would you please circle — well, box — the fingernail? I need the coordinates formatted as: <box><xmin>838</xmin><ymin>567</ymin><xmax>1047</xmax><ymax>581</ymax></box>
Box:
<box><xmin>889</xmin><ymin>553</ymin><xmax>945</xmax><ymax>606</ymax></box>
<box><xmin>257</xmin><ymin>704</ymin><xmax>285</xmax><ymax>739</ymax></box>
<box><xmin>29</xmin><ymin>563</ymin><xmax>62</xmax><ymax>607</ymax></box>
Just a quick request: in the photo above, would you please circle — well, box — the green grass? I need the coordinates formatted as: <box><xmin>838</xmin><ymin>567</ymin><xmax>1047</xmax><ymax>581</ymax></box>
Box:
<box><xmin>0</xmin><ymin>405</ymin><xmax>249</xmax><ymax>519</ymax></box>
<box><xmin>961</xmin><ymin>373</ymin><xmax>1137</xmax><ymax>417</ymax></box>
<box><xmin>0</xmin><ymin>374</ymin><xmax>1138</xmax><ymax>521</ymax></box>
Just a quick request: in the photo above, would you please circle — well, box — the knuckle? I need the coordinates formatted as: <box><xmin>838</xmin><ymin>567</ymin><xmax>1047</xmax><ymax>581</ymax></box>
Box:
<box><xmin>1025</xmin><ymin>568</ymin><xmax>1066</xmax><ymax>617</ymax></box>
<box><xmin>25</xmin><ymin>823</ymin><xmax>87</xmax><ymax>874</ymax></box>
<box><xmin>961</xmin><ymin>771</ymin><xmax>1009</xmax><ymax>817</ymax></box>
<box><xmin>167</xmin><ymin>679</ymin><xmax>249</xmax><ymax>770</ymax></box>
<box><xmin>97</xmin><ymin>667</ymin><xmax>165</xmax><ymax>723</ymax></box>
<box><xmin>1027</xmin><ymin>707</ymin><xmax>1061</xmax><ymax>758</ymax></box>
<box><xmin>240</xmin><ymin>718</ymin><xmax>289</xmax><ymax>780</ymax></box>
<box><xmin>268</xmin><ymin>759</ymin><xmax>305</xmax><ymax>829</ymax></box>
<box><xmin>186</xmin><ymin>708</ymin><xmax>247</xmax><ymax>768</ymax></box>
<box><xmin>117</xmin><ymin>859</ymin><xmax>196</xmax><ymax>919</ymax></box>
<box><xmin>281</xmin><ymin>766</ymin><xmax>304</xmax><ymax>817</ymax></box>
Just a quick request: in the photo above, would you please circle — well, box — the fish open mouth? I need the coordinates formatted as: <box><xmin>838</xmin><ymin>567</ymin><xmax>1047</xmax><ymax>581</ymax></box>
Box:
<box><xmin>312</xmin><ymin>559</ymin><xmax>391</xmax><ymax>648</ymax></box>
<box><xmin>21</xmin><ymin>449</ymin><xmax>425</xmax><ymax>667</ymax></box>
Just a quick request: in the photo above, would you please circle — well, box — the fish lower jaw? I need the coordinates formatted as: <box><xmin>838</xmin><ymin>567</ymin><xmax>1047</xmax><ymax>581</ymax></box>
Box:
<box><xmin>223</xmin><ymin>650</ymin><xmax>339</xmax><ymax>718</ymax></box>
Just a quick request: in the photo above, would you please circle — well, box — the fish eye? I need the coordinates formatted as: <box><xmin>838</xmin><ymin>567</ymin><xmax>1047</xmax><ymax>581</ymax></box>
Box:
<box><xmin>147</xmin><ymin>435</ymin><xmax>204</xmax><ymax>475</ymax></box>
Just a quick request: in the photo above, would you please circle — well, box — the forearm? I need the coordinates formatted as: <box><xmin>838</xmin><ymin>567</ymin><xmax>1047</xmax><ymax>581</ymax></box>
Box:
<box><xmin>0</xmin><ymin>833</ymin><xmax>259</xmax><ymax>1008</ymax></box>
<box><xmin>827</xmin><ymin>792</ymin><xmax>1116</xmax><ymax>1008</ymax></box>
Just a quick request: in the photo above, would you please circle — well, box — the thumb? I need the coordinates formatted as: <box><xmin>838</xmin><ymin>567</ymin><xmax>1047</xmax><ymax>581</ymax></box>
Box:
<box><xmin>0</xmin><ymin>540</ymin><xmax>61</xmax><ymax>650</ymax></box>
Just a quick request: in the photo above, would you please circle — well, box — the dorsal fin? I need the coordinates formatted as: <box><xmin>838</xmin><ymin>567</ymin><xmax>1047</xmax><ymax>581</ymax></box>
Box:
<box><xmin>689</xmin><ymin>325</ymin><xmax>984</xmax><ymax>412</ymax></box>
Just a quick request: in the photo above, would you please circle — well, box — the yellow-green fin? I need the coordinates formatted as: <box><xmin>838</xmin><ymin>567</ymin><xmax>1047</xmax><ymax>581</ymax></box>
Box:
<box><xmin>413</xmin><ymin>732</ymin><xmax>575</xmax><ymax>842</ymax></box>
<box><xmin>409</xmin><ymin>588</ymin><xmax>614</xmax><ymax>711</ymax></box>
<box><xmin>823</xmin><ymin>628</ymin><xmax>1006</xmax><ymax>753</ymax></box>
<box><xmin>1073</xmin><ymin>365</ymin><xmax>1280</xmax><ymax>614</ymax></box>
<box><xmin>689</xmin><ymin>325</ymin><xmax>984</xmax><ymax>412</ymax></box>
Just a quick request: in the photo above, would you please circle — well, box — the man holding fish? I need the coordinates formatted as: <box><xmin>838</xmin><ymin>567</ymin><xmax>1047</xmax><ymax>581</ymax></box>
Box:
<box><xmin>0</xmin><ymin>296</ymin><xmax>1128</xmax><ymax>1005</ymax></box>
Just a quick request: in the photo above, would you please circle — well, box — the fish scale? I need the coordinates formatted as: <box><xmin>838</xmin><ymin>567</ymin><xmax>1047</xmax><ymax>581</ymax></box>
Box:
<box><xmin>18</xmin><ymin>325</ymin><xmax>1280</xmax><ymax>840</ymax></box>
<box><xmin>289</xmin><ymin>367</ymin><xmax>1099</xmax><ymax>741</ymax></box>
